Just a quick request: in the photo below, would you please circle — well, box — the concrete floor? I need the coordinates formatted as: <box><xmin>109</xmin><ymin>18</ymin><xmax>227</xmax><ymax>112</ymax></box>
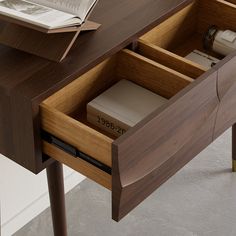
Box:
<box><xmin>15</xmin><ymin>129</ymin><xmax>236</xmax><ymax>236</ymax></box>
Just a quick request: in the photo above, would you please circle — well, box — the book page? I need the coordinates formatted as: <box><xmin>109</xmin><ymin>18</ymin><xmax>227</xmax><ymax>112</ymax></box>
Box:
<box><xmin>31</xmin><ymin>0</ymin><xmax>97</xmax><ymax>21</ymax></box>
<box><xmin>0</xmin><ymin>0</ymin><xmax>81</xmax><ymax>29</ymax></box>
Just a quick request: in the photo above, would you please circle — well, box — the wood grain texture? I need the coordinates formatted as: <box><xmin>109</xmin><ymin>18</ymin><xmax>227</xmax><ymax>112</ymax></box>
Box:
<box><xmin>198</xmin><ymin>1</ymin><xmax>236</xmax><ymax>138</ymax></box>
<box><xmin>43</xmin><ymin>141</ymin><xmax>111</xmax><ymax>190</ymax></box>
<box><xmin>0</xmin><ymin>92</ymin><xmax>13</xmax><ymax>158</ymax></box>
<box><xmin>40</xmin><ymin>104</ymin><xmax>113</xmax><ymax>167</ymax></box>
<box><xmin>140</xmin><ymin>0</ymin><xmax>236</xmax><ymax>62</ymax></box>
<box><xmin>42</xmin><ymin>56</ymin><xmax>117</xmax><ymax>114</ymax></box>
<box><xmin>213</xmin><ymin>52</ymin><xmax>236</xmax><ymax>138</ymax></box>
<box><xmin>0</xmin><ymin>20</ymin><xmax>100</xmax><ymax>61</ymax></box>
<box><xmin>198</xmin><ymin>0</ymin><xmax>236</xmax><ymax>33</ymax></box>
<box><xmin>117</xmin><ymin>50</ymin><xmax>193</xmax><ymax>99</ymax></box>
<box><xmin>0</xmin><ymin>0</ymin><xmax>192</xmax><ymax>173</ymax></box>
<box><xmin>137</xmin><ymin>40</ymin><xmax>207</xmax><ymax>78</ymax></box>
<box><xmin>140</xmin><ymin>2</ymin><xmax>197</xmax><ymax>50</ymax></box>
<box><xmin>0</xmin><ymin>22</ymin><xmax>81</xmax><ymax>61</ymax></box>
<box><xmin>112</xmin><ymin>70</ymin><xmax>219</xmax><ymax>221</ymax></box>
<box><xmin>40</xmin><ymin>56</ymin><xmax>117</xmax><ymax>168</ymax></box>
<box><xmin>80</xmin><ymin>21</ymin><xmax>101</xmax><ymax>32</ymax></box>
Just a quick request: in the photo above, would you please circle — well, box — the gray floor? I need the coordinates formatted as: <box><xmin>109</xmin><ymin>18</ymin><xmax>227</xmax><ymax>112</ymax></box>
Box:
<box><xmin>15</xmin><ymin>129</ymin><xmax>236</xmax><ymax>236</ymax></box>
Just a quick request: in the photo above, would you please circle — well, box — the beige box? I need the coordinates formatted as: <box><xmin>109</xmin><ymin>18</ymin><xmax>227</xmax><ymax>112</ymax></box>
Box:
<box><xmin>185</xmin><ymin>50</ymin><xmax>220</xmax><ymax>69</ymax></box>
<box><xmin>87</xmin><ymin>80</ymin><xmax>167</xmax><ymax>137</ymax></box>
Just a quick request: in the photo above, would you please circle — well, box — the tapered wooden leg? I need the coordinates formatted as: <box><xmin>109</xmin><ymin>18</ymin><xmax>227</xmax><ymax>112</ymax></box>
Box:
<box><xmin>232</xmin><ymin>124</ymin><xmax>236</xmax><ymax>172</ymax></box>
<box><xmin>47</xmin><ymin>161</ymin><xmax>68</xmax><ymax>236</ymax></box>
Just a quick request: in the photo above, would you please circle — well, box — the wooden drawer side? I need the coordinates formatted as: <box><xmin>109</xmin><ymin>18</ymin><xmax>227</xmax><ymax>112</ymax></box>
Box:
<box><xmin>43</xmin><ymin>141</ymin><xmax>112</xmax><ymax>190</ymax></box>
<box><xmin>112</xmin><ymin>70</ymin><xmax>219</xmax><ymax>221</ymax></box>
<box><xmin>137</xmin><ymin>40</ymin><xmax>207</xmax><ymax>78</ymax></box>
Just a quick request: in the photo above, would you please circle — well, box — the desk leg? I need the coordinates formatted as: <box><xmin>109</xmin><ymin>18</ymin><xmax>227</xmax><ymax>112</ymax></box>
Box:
<box><xmin>47</xmin><ymin>161</ymin><xmax>68</xmax><ymax>236</ymax></box>
<box><xmin>233</xmin><ymin>124</ymin><xmax>236</xmax><ymax>172</ymax></box>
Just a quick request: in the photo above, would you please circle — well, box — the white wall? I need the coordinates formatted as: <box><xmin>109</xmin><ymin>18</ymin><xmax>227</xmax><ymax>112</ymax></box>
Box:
<box><xmin>0</xmin><ymin>154</ymin><xmax>85</xmax><ymax>236</ymax></box>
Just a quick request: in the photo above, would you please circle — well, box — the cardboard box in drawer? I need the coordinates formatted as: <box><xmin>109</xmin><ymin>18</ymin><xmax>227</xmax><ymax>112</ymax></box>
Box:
<box><xmin>87</xmin><ymin>80</ymin><xmax>167</xmax><ymax>137</ymax></box>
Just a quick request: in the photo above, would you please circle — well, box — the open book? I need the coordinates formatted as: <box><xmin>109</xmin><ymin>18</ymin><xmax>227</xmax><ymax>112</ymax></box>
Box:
<box><xmin>0</xmin><ymin>0</ymin><xmax>97</xmax><ymax>30</ymax></box>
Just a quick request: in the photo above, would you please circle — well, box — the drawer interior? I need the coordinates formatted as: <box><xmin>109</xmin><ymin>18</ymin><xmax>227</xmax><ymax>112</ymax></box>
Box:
<box><xmin>139</xmin><ymin>0</ymin><xmax>236</xmax><ymax>75</ymax></box>
<box><xmin>40</xmin><ymin>49</ymin><xmax>194</xmax><ymax>189</ymax></box>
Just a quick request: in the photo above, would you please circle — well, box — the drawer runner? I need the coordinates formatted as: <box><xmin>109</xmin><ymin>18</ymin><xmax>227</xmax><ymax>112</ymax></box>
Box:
<box><xmin>42</xmin><ymin>130</ymin><xmax>112</xmax><ymax>175</ymax></box>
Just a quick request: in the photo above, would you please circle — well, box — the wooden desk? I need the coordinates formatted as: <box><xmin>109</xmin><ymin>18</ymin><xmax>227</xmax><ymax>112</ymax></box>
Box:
<box><xmin>1</xmin><ymin>0</ymin><xmax>236</xmax><ymax>235</ymax></box>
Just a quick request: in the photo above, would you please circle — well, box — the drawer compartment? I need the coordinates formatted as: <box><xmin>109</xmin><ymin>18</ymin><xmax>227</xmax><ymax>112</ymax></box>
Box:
<box><xmin>41</xmin><ymin>24</ymin><xmax>220</xmax><ymax>222</ymax></box>
<box><xmin>139</xmin><ymin>0</ymin><xmax>236</xmax><ymax>75</ymax></box>
<box><xmin>41</xmin><ymin>49</ymin><xmax>192</xmax><ymax>187</ymax></box>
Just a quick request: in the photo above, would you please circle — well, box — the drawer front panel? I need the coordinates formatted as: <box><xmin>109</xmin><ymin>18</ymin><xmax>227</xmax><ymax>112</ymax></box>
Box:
<box><xmin>112</xmin><ymin>71</ymin><xmax>219</xmax><ymax>221</ymax></box>
<box><xmin>214</xmin><ymin>53</ymin><xmax>236</xmax><ymax>138</ymax></box>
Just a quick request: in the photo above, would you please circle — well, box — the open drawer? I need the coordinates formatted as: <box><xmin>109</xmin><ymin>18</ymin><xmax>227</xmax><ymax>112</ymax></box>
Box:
<box><xmin>40</xmin><ymin>46</ymin><xmax>220</xmax><ymax>221</ymax></box>
<box><xmin>40</xmin><ymin>0</ymin><xmax>236</xmax><ymax>223</ymax></box>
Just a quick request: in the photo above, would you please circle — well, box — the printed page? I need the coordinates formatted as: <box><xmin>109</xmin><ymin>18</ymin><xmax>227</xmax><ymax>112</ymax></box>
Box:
<box><xmin>31</xmin><ymin>0</ymin><xmax>97</xmax><ymax>21</ymax></box>
<box><xmin>0</xmin><ymin>0</ymin><xmax>81</xmax><ymax>29</ymax></box>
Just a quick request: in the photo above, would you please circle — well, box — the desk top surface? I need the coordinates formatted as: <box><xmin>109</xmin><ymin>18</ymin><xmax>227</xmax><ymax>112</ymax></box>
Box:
<box><xmin>0</xmin><ymin>0</ymin><xmax>190</xmax><ymax>101</ymax></box>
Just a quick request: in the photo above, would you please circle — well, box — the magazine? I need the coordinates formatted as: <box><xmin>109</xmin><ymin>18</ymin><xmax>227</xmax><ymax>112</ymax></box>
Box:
<box><xmin>0</xmin><ymin>0</ymin><xmax>97</xmax><ymax>29</ymax></box>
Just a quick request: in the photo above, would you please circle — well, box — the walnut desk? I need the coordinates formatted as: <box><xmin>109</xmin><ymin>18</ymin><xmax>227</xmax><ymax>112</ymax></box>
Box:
<box><xmin>1</xmin><ymin>0</ymin><xmax>236</xmax><ymax>235</ymax></box>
